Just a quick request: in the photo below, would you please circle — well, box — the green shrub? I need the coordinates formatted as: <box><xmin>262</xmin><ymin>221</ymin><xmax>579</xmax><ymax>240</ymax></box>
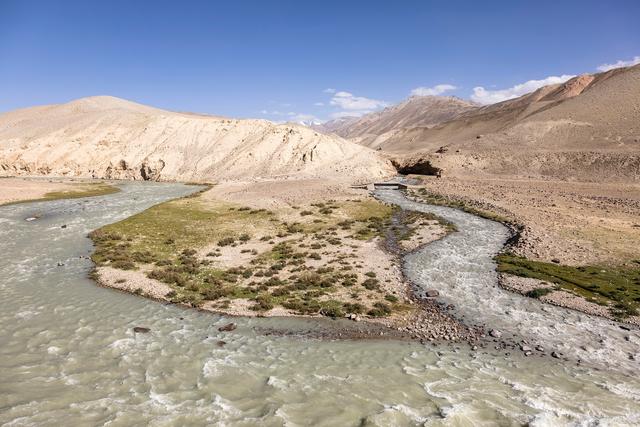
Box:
<box><xmin>112</xmin><ymin>260</ymin><xmax>136</xmax><ymax>270</ymax></box>
<box><xmin>319</xmin><ymin>300</ymin><xmax>344</xmax><ymax>318</ymax></box>
<box><xmin>525</xmin><ymin>288</ymin><xmax>553</xmax><ymax>298</ymax></box>
<box><xmin>368</xmin><ymin>302</ymin><xmax>391</xmax><ymax>317</ymax></box>
<box><xmin>217</xmin><ymin>237</ymin><xmax>235</xmax><ymax>247</ymax></box>
<box><xmin>362</xmin><ymin>278</ymin><xmax>379</xmax><ymax>290</ymax></box>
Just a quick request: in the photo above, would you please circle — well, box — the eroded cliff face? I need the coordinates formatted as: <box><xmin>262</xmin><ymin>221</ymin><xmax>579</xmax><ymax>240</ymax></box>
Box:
<box><xmin>1</xmin><ymin>158</ymin><xmax>166</xmax><ymax>181</ymax></box>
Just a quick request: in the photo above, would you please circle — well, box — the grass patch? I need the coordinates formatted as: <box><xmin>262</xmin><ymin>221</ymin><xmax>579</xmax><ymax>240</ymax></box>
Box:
<box><xmin>497</xmin><ymin>253</ymin><xmax>640</xmax><ymax>318</ymax></box>
<box><xmin>412</xmin><ymin>188</ymin><xmax>509</xmax><ymax>224</ymax></box>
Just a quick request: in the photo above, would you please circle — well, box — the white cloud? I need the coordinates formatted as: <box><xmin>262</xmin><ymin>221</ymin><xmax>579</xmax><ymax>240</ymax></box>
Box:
<box><xmin>410</xmin><ymin>84</ymin><xmax>457</xmax><ymax>97</ymax></box>
<box><xmin>329</xmin><ymin>91</ymin><xmax>387</xmax><ymax>112</ymax></box>
<box><xmin>323</xmin><ymin>88</ymin><xmax>336</xmax><ymax>94</ymax></box>
<box><xmin>471</xmin><ymin>74</ymin><xmax>575</xmax><ymax>105</ymax></box>
<box><xmin>314</xmin><ymin>102</ymin><xmax>324</xmax><ymax>106</ymax></box>
<box><xmin>597</xmin><ymin>56</ymin><xmax>640</xmax><ymax>72</ymax></box>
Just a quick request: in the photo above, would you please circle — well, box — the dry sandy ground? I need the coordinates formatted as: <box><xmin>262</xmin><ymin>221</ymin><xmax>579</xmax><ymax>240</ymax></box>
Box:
<box><xmin>0</xmin><ymin>177</ymin><xmax>89</xmax><ymax>205</ymax></box>
<box><xmin>416</xmin><ymin>176</ymin><xmax>640</xmax><ymax>266</ymax></box>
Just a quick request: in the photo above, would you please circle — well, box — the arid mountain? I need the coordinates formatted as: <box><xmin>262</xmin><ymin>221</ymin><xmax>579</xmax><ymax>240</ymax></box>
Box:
<box><xmin>0</xmin><ymin>96</ymin><xmax>394</xmax><ymax>182</ymax></box>
<box><xmin>360</xmin><ymin>65</ymin><xmax>640</xmax><ymax>182</ymax></box>
<box><xmin>317</xmin><ymin>96</ymin><xmax>478</xmax><ymax>143</ymax></box>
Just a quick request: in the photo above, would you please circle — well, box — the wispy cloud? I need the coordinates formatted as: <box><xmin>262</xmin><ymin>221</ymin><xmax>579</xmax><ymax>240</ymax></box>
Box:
<box><xmin>313</xmin><ymin>102</ymin><xmax>324</xmax><ymax>106</ymax></box>
<box><xmin>323</xmin><ymin>88</ymin><xmax>336</xmax><ymax>94</ymax></box>
<box><xmin>410</xmin><ymin>84</ymin><xmax>457</xmax><ymax>97</ymax></box>
<box><xmin>597</xmin><ymin>56</ymin><xmax>640</xmax><ymax>72</ymax></box>
<box><xmin>471</xmin><ymin>75</ymin><xmax>575</xmax><ymax>105</ymax></box>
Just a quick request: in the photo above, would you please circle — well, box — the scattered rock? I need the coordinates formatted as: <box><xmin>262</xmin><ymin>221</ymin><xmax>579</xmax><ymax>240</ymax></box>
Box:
<box><xmin>424</xmin><ymin>289</ymin><xmax>440</xmax><ymax>298</ymax></box>
<box><xmin>551</xmin><ymin>258</ymin><xmax>560</xmax><ymax>264</ymax></box>
<box><xmin>524</xmin><ymin>351</ymin><xmax>532</xmax><ymax>356</ymax></box>
<box><xmin>216</xmin><ymin>340</ymin><xmax>226</xmax><ymax>347</ymax></box>
<box><xmin>57</xmin><ymin>262</ymin><xmax>64</xmax><ymax>267</ymax></box>
<box><xmin>133</xmin><ymin>326</ymin><xmax>150</xmax><ymax>333</ymax></box>
<box><xmin>25</xmin><ymin>217</ymin><xmax>37</xmax><ymax>222</ymax></box>
<box><xmin>218</xmin><ymin>322</ymin><xmax>236</xmax><ymax>332</ymax></box>
<box><xmin>619</xmin><ymin>325</ymin><xmax>631</xmax><ymax>331</ymax></box>
<box><xmin>535</xmin><ymin>345</ymin><xmax>544</xmax><ymax>352</ymax></box>
<box><xmin>520</xmin><ymin>344</ymin><xmax>533</xmax><ymax>352</ymax></box>
<box><xmin>489</xmin><ymin>329</ymin><xmax>502</xmax><ymax>338</ymax></box>
<box><xmin>551</xmin><ymin>351</ymin><xmax>561</xmax><ymax>359</ymax></box>
<box><xmin>61</xmin><ymin>224</ymin><xmax>67</xmax><ymax>229</ymax></box>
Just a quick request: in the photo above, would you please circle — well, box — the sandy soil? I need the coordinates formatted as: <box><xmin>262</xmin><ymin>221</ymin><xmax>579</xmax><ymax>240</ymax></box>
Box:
<box><xmin>203</xmin><ymin>178</ymin><xmax>364</xmax><ymax>211</ymax></box>
<box><xmin>0</xmin><ymin>177</ymin><xmax>90</xmax><ymax>205</ymax></box>
<box><xmin>414</xmin><ymin>176</ymin><xmax>640</xmax><ymax>266</ymax></box>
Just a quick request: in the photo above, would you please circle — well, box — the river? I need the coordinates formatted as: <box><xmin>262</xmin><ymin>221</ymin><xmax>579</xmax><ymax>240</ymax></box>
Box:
<box><xmin>0</xmin><ymin>182</ymin><xmax>638</xmax><ymax>426</ymax></box>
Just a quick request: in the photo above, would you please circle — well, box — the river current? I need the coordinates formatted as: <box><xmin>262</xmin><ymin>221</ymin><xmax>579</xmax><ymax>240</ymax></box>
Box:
<box><xmin>0</xmin><ymin>182</ymin><xmax>638</xmax><ymax>426</ymax></box>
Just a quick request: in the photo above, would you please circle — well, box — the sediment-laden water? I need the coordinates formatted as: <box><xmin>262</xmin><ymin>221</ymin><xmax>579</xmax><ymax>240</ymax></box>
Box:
<box><xmin>0</xmin><ymin>183</ymin><xmax>638</xmax><ymax>426</ymax></box>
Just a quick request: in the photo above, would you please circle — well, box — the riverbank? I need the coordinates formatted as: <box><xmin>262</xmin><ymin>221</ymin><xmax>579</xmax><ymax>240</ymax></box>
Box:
<box><xmin>407</xmin><ymin>177</ymin><xmax>640</xmax><ymax>326</ymax></box>
<box><xmin>90</xmin><ymin>179</ymin><xmax>478</xmax><ymax>342</ymax></box>
<box><xmin>0</xmin><ymin>176</ymin><xmax>119</xmax><ymax>206</ymax></box>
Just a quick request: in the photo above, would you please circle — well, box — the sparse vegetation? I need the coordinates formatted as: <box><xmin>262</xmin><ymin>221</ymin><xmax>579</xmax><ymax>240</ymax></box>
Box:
<box><xmin>412</xmin><ymin>188</ymin><xmax>509</xmax><ymax>224</ymax></box>
<box><xmin>497</xmin><ymin>253</ymin><xmax>640</xmax><ymax>318</ymax></box>
<box><xmin>90</xmin><ymin>188</ymin><xmax>443</xmax><ymax>320</ymax></box>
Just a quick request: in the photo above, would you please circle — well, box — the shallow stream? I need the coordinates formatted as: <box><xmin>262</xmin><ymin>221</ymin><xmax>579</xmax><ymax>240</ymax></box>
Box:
<box><xmin>0</xmin><ymin>183</ymin><xmax>638</xmax><ymax>426</ymax></box>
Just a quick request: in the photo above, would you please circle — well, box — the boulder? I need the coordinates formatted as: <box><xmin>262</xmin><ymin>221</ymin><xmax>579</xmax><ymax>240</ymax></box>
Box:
<box><xmin>425</xmin><ymin>289</ymin><xmax>439</xmax><ymax>298</ymax></box>
<box><xmin>133</xmin><ymin>326</ymin><xmax>150</xmax><ymax>333</ymax></box>
<box><xmin>218</xmin><ymin>322</ymin><xmax>236</xmax><ymax>332</ymax></box>
<box><xmin>489</xmin><ymin>329</ymin><xmax>502</xmax><ymax>338</ymax></box>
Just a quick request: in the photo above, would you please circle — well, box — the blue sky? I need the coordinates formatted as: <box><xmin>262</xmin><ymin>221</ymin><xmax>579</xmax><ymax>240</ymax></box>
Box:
<box><xmin>1</xmin><ymin>0</ymin><xmax>639</xmax><ymax>122</ymax></box>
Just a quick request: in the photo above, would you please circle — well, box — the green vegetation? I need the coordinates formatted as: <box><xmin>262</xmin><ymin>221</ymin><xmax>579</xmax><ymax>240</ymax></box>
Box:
<box><xmin>525</xmin><ymin>287</ymin><xmax>554</xmax><ymax>299</ymax></box>
<box><xmin>496</xmin><ymin>253</ymin><xmax>640</xmax><ymax>318</ymax></box>
<box><xmin>412</xmin><ymin>188</ymin><xmax>509</xmax><ymax>224</ymax></box>
<box><xmin>92</xmin><ymin>196</ymin><xmax>276</xmax><ymax>259</ymax></box>
<box><xmin>2</xmin><ymin>181</ymin><xmax>120</xmax><ymax>206</ymax></box>
<box><xmin>90</xmin><ymin>192</ymin><xmax>429</xmax><ymax>319</ymax></box>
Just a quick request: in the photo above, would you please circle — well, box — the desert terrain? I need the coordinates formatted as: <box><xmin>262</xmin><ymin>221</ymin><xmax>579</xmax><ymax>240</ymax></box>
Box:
<box><xmin>0</xmin><ymin>96</ymin><xmax>393</xmax><ymax>182</ymax></box>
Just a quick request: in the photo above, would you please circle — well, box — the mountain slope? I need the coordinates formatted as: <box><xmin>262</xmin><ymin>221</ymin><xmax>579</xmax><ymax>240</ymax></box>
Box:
<box><xmin>382</xmin><ymin>64</ymin><xmax>640</xmax><ymax>154</ymax></box>
<box><xmin>318</xmin><ymin>96</ymin><xmax>477</xmax><ymax>142</ymax></box>
<box><xmin>0</xmin><ymin>96</ymin><xmax>394</xmax><ymax>182</ymax></box>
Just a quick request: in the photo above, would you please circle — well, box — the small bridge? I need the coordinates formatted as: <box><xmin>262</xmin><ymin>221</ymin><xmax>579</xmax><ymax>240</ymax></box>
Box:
<box><xmin>373</xmin><ymin>182</ymin><xmax>407</xmax><ymax>190</ymax></box>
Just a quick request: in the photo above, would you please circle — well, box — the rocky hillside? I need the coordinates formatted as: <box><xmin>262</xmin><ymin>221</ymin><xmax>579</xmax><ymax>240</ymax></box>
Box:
<box><xmin>318</xmin><ymin>96</ymin><xmax>477</xmax><ymax>143</ymax></box>
<box><xmin>0</xmin><ymin>96</ymin><xmax>394</xmax><ymax>182</ymax></box>
<box><xmin>368</xmin><ymin>65</ymin><xmax>640</xmax><ymax>182</ymax></box>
